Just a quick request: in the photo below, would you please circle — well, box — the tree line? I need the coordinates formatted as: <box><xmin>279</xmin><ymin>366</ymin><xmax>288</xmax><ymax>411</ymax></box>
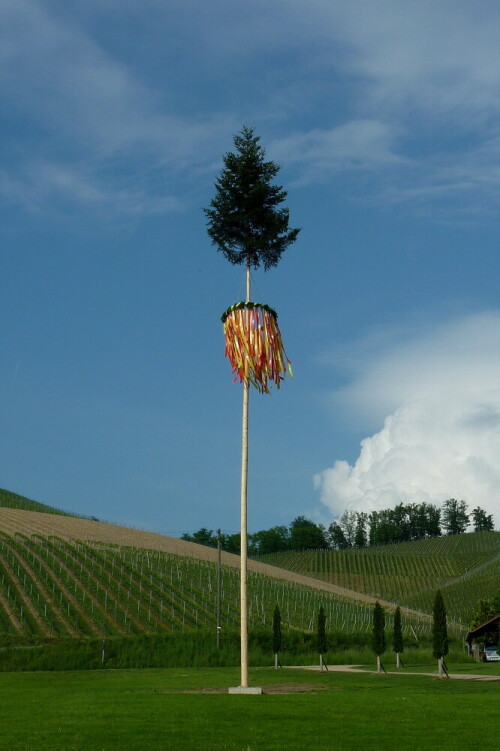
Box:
<box><xmin>181</xmin><ymin>499</ymin><xmax>495</xmax><ymax>555</ymax></box>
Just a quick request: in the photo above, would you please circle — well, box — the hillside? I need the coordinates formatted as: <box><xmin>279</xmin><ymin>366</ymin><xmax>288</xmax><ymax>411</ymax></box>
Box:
<box><xmin>2</xmin><ymin>490</ymin><xmax>495</xmax><ymax>644</ymax></box>
<box><xmin>0</xmin><ymin>505</ymin><xmax>439</xmax><ymax>643</ymax></box>
<box><xmin>0</xmin><ymin>489</ymin><xmax>75</xmax><ymax>517</ymax></box>
<box><xmin>256</xmin><ymin>531</ymin><xmax>500</xmax><ymax>624</ymax></box>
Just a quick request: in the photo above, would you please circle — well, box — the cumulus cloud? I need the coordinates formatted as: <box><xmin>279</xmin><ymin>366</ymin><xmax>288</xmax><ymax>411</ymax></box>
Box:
<box><xmin>314</xmin><ymin>312</ymin><xmax>500</xmax><ymax>524</ymax></box>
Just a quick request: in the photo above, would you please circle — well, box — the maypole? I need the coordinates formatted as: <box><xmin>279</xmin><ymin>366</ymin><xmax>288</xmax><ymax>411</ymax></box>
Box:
<box><xmin>239</xmin><ymin>262</ymin><xmax>250</xmax><ymax>689</ymax></box>
<box><xmin>204</xmin><ymin>126</ymin><xmax>300</xmax><ymax>692</ymax></box>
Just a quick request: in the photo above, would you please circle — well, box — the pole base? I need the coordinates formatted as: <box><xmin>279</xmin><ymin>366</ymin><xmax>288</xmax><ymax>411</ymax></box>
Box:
<box><xmin>228</xmin><ymin>686</ymin><xmax>262</xmax><ymax>695</ymax></box>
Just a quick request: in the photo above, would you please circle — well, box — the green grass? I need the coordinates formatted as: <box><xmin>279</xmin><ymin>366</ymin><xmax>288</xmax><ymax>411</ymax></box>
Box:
<box><xmin>0</xmin><ymin>666</ymin><xmax>497</xmax><ymax>750</ymax></box>
<box><xmin>2</xmin><ymin>631</ymin><xmax>467</xmax><ymax>672</ymax></box>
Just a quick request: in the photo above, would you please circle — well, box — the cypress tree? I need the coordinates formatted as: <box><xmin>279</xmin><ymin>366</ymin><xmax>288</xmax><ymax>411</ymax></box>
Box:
<box><xmin>204</xmin><ymin>126</ymin><xmax>300</xmax><ymax>271</ymax></box>
<box><xmin>372</xmin><ymin>602</ymin><xmax>386</xmax><ymax>673</ymax></box>
<box><xmin>317</xmin><ymin>606</ymin><xmax>327</xmax><ymax>670</ymax></box>
<box><xmin>393</xmin><ymin>606</ymin><xmax>403</xmax><ymax>668</ymax></box>
<box><xmin>432</xmin><ymin>590</ymin><xmax>449</xmax><ymax>677</ymax></box>
<box><xmin>272</xmin><ymin>604</ymin><xmax>282</xmax><ymax>669</ymax></box>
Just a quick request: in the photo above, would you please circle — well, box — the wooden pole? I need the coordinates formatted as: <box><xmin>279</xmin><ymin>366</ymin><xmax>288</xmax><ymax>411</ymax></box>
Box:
<box><xmin>239</xmin><ymin>262</ymin><xmax>251</xmax><ymax>688</ymax></box>
<box><xmin>216</xmin><ymin>528</ymin><xmax>221</xmax><ymax>649</ymax></box>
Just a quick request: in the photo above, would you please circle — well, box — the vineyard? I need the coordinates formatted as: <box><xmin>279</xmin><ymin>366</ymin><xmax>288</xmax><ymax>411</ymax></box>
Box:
<box><xmin>0</xmin><ymin>502</ymin><xmax>445</xmax><ymax>643</ymax></box>
<box><xmin>0</xmin><ymin>529</ymin><xmax>444</xmax><ymax>642</ymax></box>
<box><xmin>1</xmin><ymin>490</ymin><xmax>497</xmax><ymax>647</ymax></box>
<box><xmin>257</xmin><ymin>531</ymin><xmax>500</xmax><ymax>624</ymax></box>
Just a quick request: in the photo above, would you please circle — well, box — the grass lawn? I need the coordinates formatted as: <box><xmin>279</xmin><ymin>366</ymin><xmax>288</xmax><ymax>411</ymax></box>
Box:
<box><xmin>0</xmin><ymin>666</ymin><xmax>498</xmax><ymax>751</ymax></box>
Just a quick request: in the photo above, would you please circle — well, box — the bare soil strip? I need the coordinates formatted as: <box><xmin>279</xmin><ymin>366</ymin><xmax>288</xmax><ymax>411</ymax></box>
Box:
<box><xmin>2</xmin><ymin>537</ymin><xmax>77</xmax><ymax>636</ymax></box>
<box><xmin>9</xmin><ymin>538</ymin><xmax>78</xmax><ymax>636</ymax></box>
<box><xmin>0</xmin><ymin>554</ymin><xmax>50</xmax><ymax>635</ymax></box>
<box><xmin>45</xmin><ymin>539</ymin><xmax>132</xmax><ymax>636</ymax></box>
<box><xmin>175</xmin><ymin>682</ymin><xmax>328</xmax><ymax>694</ymax></box>
<box><xmin>0</xmin><ymin>508</ymin><xmax>430</xmax><ymax>619</ymax></box>
<box><xmin>0</xmin><ymin>590</ymin><xmax>22</xmax><ymax>631</ymax></box>
<box><xmin>20</xmin><ymin>537</ymin><xmax>101</xmax><ymax>637</ymax></box>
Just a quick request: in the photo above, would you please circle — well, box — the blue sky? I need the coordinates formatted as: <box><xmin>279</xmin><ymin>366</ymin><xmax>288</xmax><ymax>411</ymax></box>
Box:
<box><xmin>2</xmin><ymin>1</ymin><xmax>500</xmax><ymax>535</ymax></box>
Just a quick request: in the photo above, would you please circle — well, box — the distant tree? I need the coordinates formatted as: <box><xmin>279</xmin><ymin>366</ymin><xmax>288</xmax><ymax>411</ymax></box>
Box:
<box><xmin>432</xmin><ymin>591</ymin><xmax>449</xmax><ymax>677</ymax></box>
<box><xmin>419</xmin><ymin>502</ymin><xmax>441</xmax><ymax>538</ymax></box>
<box><xmin>393</xmin><ymin>606</ymin><xmax>403</xmax><ymax>668</ymax></box>
<box><xmin>289</xmin><ymin>516</ymin><xmax>328</xmax><ymax>550</ymax></box>
<box><xmin>221</xmin><ymin>533</ymin><xmax>240</xmax><ymax>554</ymax></box>
<box><xmin>181</xmin><ymin>528</ymin><xmax>217</xmax><ymax>548</ymax></box>
<box><xmin>372</xmin><ymin>602</ymin><xmax>386</xmax><ymax>673</ymax></box>
<box><xmin>273</xmin><ymin>604</ymin><xmax>282</xmax><ymax>669</ymax></box>
<box><xmin>442</xmin><ymin>499</ymin><xmax>469</xmax><ymax>535</ymax></box>
<box><xmin>252</xmin><ymin>526</ymin><xmax>289</xmax><ymax>555</ymax></box>
<box><xmin>471</xmin><ymin>506</ymin><xmax>494</xmax><ymax>533</ymax></box>
<box><xmin>368</xmin><ymin>503</ymin><xmax>442</xmax><ymax>547</ymax></box>
<box><xmin>354</xmin><ymin>512</ymin><xmax>368</xmax><ymax>548</ymax></box>
<box><xmin>368</xmin><ymin>511</ymin><xmax>380</xmax><ymax>546</ymax></box>
<box><xmin>470</xmin><ymin>599</ymin><xmax>495</xmax><ymax>629</ymax></box>
<box><xmin>493</xmin><ymin>592</ymin><xmax>500</xmax><ymax>615</ymax></box>
<box><xmin>203</xmin><ymin>125</ymin><xmax>300</xmax><ymax>271</ymax></box>
<box><xmin>338</xmin><ymin>510</ymin><xmax>357</xmax><ymax>547</ymax></box>
<box><xmin>317</xmin><ymin>605</ymin><xmax>327</xmax><ymax>671</ymax></box>
<box><xmin>328</xmin><ymin>522</ymin><xmax>350</xmax><ymax>550</ymax></box>
<box><xmin>470</xmin><ymin>599</ymin><xmax>498</xmax><ymax>647</ymax></box>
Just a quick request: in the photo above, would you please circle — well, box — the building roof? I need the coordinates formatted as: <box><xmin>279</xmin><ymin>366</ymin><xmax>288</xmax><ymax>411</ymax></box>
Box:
<box><xmin>466</xmin><ymin>614</ymin><xmax>500</xmax><ymax>643</ymax></box>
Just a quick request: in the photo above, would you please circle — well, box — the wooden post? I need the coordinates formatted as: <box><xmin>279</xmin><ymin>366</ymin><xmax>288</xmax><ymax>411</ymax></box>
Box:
<box><xmin>216</xmin><ymin>529</ymin><xmax>221</xmax><ymax>649</ymax></box>
<box><xmin>239</xmin><ymin>263</ymin><xmax>251</xmax><ymax>689</ymax></box>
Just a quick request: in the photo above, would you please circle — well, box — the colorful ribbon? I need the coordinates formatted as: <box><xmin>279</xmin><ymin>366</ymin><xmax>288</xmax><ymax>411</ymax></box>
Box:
<box><xmin>222</xmin><ymin>302</ymin><xmax>293</xmax><ymax>393</ymax></box>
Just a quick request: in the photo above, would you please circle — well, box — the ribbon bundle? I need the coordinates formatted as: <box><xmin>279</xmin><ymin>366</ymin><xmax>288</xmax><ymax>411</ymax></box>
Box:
<box><xmin>221</xmin><ymin>302</ymin><xmax>292</xmax><ymax>393</ymax></box>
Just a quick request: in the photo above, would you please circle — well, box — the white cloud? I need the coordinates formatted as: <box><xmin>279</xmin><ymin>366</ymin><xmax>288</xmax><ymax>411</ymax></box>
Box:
<box><xmin>0</xmin><ymin>161</ymin><xmax>183</xmax><ymax>215</ymax></box>
<box><xmin>315</xmin><ymin>312</ymin><xmax>500</xmax><ymax>524</ymax></box>
<box><xmin>270</xmin><ymin>121</ymin><xmax>407</xmax><ymax>185</ymax></box>
<box><xmin>0</xmin><ymin>1</ymin><xmax>229</xmax><ymax>212</ymax></box>
<box><xmin>3</xmin><ymin>1</ymin><xmax>500</xmax><ymax>212</ymax></box>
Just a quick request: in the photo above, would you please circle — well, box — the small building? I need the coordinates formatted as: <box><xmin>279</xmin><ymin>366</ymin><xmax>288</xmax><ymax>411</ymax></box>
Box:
<box><xmin>465</xmin><ymin>615</ymin><xmax>499</xmax><ymax>661</ymax></box>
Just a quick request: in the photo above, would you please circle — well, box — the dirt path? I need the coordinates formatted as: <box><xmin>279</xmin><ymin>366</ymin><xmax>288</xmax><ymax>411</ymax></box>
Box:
<box><xmin>289</xmin><ymin>664</ymin><xmax>500</xmax><ymax>681</ymax></box>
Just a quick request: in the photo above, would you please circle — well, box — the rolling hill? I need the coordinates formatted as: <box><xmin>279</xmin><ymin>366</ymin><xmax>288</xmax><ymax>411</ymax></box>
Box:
<box><xmin>256</xmin><ymin>531</ymin><xmax>500</xmax><ymax>624</ymax></box>
<box><xmin>1</xmin><ymin>489</ymin><xmax>497</xmax><ymax>644</ymax></box>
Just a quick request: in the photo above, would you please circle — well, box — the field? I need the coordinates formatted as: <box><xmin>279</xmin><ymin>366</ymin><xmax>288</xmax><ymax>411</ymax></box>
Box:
<box><xmin>1</xmin><ymin>489</ymin><xmax>498</xmax><ymax>660</ymax></box>
<box><xmin>257</xmin><ymin>531</ymin><xmax>500</xmax><ymax>624</ymax></box>
<box><xmin>0</xmin><ymin>504</ymin><xmax>441</xmax><ymax>645</ymax></box>
<box><xmin>0</xmin><ymin>666</ymin><xmax>498</xmax><ymax>751</ymax></box>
